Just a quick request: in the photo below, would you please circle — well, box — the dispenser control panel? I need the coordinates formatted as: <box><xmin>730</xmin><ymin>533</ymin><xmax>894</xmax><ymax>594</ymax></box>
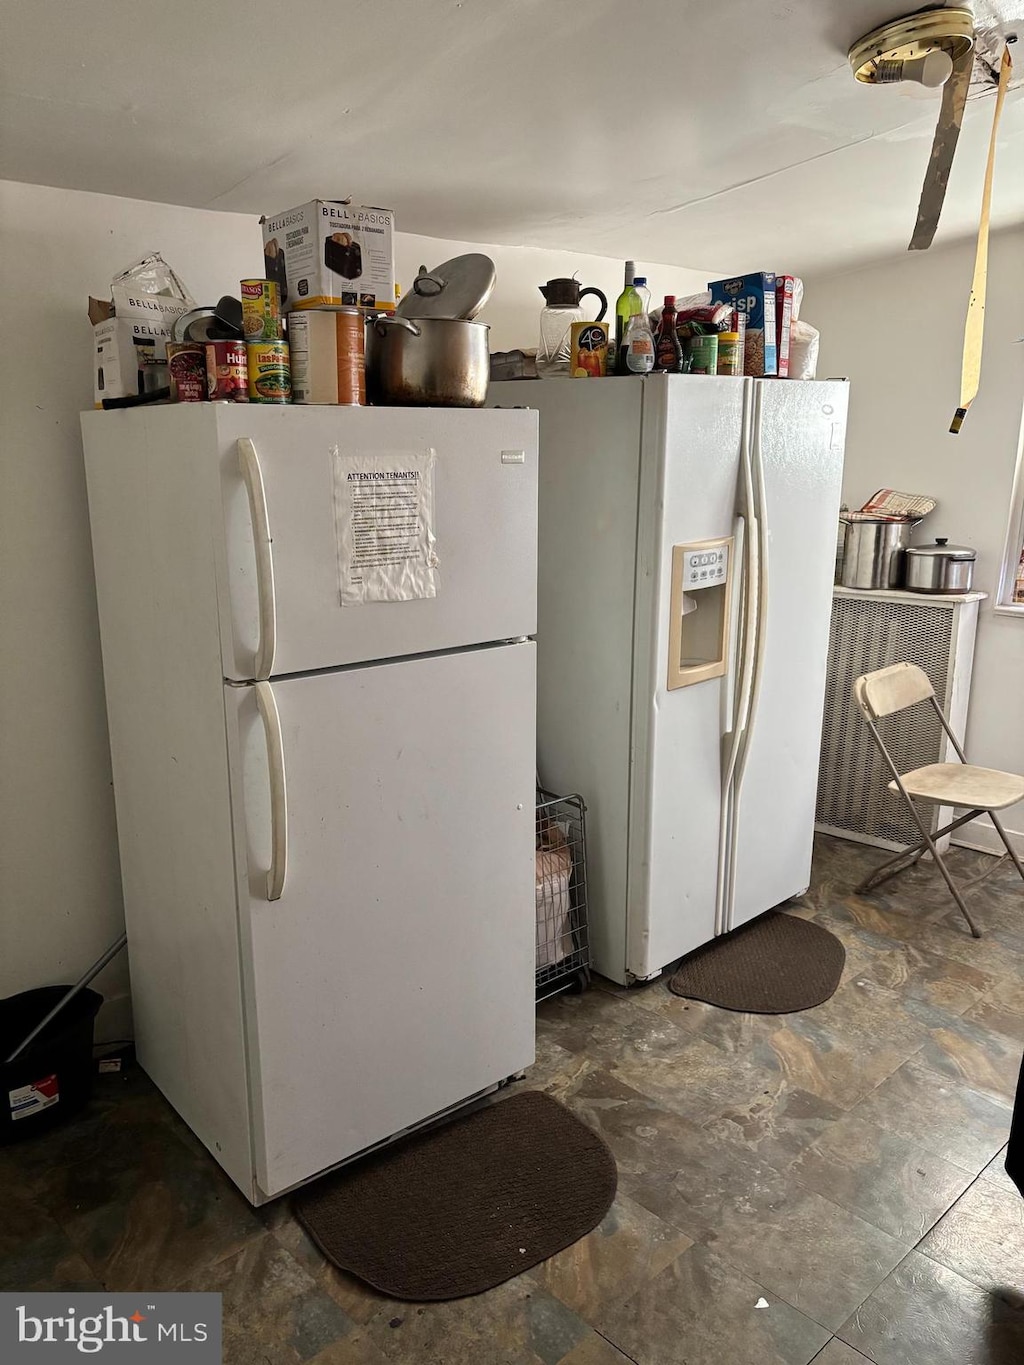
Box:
<box><xmin>681</xmin><ymin>542</ymin><xmax>729</xmax><ymax>590</ymax></box>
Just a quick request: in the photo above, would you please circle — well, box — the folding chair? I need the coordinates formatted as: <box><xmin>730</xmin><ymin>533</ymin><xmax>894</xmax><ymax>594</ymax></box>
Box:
<box><xmin>853</xmin><ymin>662</ymin><xmax>1024</xmax><ymax>938</ymax></box>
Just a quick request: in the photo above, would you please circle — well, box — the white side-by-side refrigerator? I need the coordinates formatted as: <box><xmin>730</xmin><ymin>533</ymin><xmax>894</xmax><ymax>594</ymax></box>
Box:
<box><xmin>490</xmin><ymin>375</ymin><xmax>847</xmax><ymax>985</ymax></box>
<box><xmin>81</xmin><ymin>405</ymin><xmax>538</xmax><ymax>1204</ymax></box>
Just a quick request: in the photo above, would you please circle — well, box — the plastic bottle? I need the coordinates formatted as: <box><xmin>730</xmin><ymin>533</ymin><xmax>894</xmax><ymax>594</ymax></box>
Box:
<box><xmin>623</xmin><ymin>312</ymin><xmax>655</xmax><ymax>375</ymax></box>
<box><xmin>654</xmin><ymin>295</ymin><xmax>682</xmax><ymax>373</ymax></box>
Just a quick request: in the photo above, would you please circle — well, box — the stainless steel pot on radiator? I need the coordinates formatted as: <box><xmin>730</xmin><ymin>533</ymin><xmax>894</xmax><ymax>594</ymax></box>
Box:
<box><xmin>904</xmin><ymin>539</ymin><xmax>976</xmax><ymax>593</ymax></box>
<box><xmin>839</xmin><ymin>515</ymin><xmax>916</xmax><ymax>590</ymax></box>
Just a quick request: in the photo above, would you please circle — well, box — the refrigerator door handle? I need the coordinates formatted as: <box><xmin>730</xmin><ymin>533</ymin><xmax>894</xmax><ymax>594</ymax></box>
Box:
<box><xmin>717</xmin><ymin>380</ymin><xmax>758</xmax><ymax>936</ymax></box>
<box><xmin>237</xmin><ymin>438</ymin><xmax>277</xmax><ymax>681</ymax></box>
<box><xmin>744</xmin><ymin>382</ymin><xmax>771</xmax><ymax>764</ymax></box>
<box><xmin>254</xmin><ymin>680</ymin><xmax>288</xmax><ymax>901</ymax></box>
<box><xmin>726</xmin><ymin>382</ymin><xmax>770</xmax><ymax>930</ymax></box>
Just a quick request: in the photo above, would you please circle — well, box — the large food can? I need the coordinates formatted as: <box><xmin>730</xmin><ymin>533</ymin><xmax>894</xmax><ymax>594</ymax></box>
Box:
<box><xmin>288</xmin><ymin>308</ymin><xmax>365</xmax><ymax>405</ymax></box>
<box><xmin>205</xmin><ymin>340</ymin><xmax>248</xmax><ymax>402</ymax></box>
<box><xmin>166</xmin><ymin>341</ymin><xmax>207</xmax><ymax>402</ymax></box>
<box><xmin>240</xmin><ymin>279</ymin><xmax>282</xmax><ymax>342</ymax></box>
<box><xmin>247</xmin><ymin>340</ymin><xmax>291</xmax><ymax>403</ymax></box>
<box><xmin>687</xmin><ymin>333</ymin><xmax>719</xmax><ymax>376</ymax></box>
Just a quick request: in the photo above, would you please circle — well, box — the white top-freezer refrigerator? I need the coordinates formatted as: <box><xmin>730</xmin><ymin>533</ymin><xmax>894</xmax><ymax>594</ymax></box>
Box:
<box><xmin>491</xmin><ymin>375</ymin><xmax>848</xmax><ymax>985</ymax></box>
<box><xmin>81</xmin><ymin>404</ymin><xmax>538</xmax><ymax>1203</ymax></box>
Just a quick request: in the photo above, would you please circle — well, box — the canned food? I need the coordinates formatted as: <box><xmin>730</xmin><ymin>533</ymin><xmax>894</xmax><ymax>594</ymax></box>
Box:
<box><xmin>205</xmin><ymin>340</ymin><xmax>249</xmax><ymax>402</ymax></box>
<box><xmin>687</xmin><ymin>333</ymin><xmax>719</xmax><ymax>376</ymax></box>
<box><xmin>570</xmin><ymin>320</ymin><xmax>609</xmax><ymax>378</ymax></box>
<box><xmin>240</xmin><ymin>279</ymin><xmax>282</xmax><ymax>342</ymax></box>
<box><xmin>247</xmin><ymin>340</ymin><xmax>291</xmax><ymax>403</ymax></box>
<box><xmin>166</xmin><ymin>342</ymin><xmax>207</xmax><ymax>402</ymax></box>
<box><xmin>288</xmin><ymin>308</ymin><xmax>365</xmax><ymax>404</ymax></box>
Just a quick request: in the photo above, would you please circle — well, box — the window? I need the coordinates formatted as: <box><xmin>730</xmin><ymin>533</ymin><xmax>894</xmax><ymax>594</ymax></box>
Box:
<box><xmin>996</xmin><ymin>403</ymin><xmax>1024</xmax><ymax>614</ymax></box>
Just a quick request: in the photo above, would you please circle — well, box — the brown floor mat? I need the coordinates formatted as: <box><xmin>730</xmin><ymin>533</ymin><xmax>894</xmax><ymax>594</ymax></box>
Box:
<box><xmin>669</xmin><ymin>911</ymin><xmax>845</xmax><ymax>1013</ymax></box>
<box><xmin>293</xmin><ymin>1089</ymin><xmax>617</xmax><ymax>1301</ymax></box>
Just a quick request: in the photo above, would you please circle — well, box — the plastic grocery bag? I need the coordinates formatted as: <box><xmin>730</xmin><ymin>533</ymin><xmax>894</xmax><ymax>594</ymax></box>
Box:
<box><xmin>789</xmin><ymin>320</ymin><xmax>819</xmax><ymax>380</ymax></box>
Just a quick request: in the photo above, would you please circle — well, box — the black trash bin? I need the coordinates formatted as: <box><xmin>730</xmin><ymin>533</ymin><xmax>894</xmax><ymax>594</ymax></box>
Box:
<box><xmin>0</xmin><ymin>986</ymin><xmax>103</xmax><ymax>1144</ymax></box>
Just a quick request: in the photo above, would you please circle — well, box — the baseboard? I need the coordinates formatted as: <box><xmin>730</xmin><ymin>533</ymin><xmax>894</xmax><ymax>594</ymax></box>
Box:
<box><xmin>95</xmin><ymin>991</ymin><xmax>134</xmax><ymax>1046</ymax></box>
<box><xmin>952</xmin><ymin>815</ymin><xmax>1024</xmax><ymax>858</ymax></box>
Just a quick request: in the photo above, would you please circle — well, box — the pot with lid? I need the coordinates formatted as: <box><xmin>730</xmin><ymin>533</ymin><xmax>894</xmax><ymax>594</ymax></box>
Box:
<box><xmin>904</xmin><ymin>538</ymin><xmax>976</xmax><ymax>594</ymax></box>
<box><xmin>367</xmin><ymin>252</ymin><xmax>496</xmax><ymax>406</ymax></box>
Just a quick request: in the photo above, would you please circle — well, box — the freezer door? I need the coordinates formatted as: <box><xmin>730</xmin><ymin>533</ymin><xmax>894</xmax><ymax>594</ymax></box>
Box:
<box><xmin>227</xmin><ymin>642</ymin><xmax>536</xmax><ymax>1198</ymax></box>
<box><xmin>628</xmin><ymin>377</ymin><xmax>747</xmax><ymax>979</ymax></box>
<box><xmin>215</xmin><ymin>406</ymin><xmax>538</xmax><ymax>680</ymax></box>
<box><xmin>729</xmin><ymin>381</ymin><xmax>848</xmax><ymax>928</ymax></box>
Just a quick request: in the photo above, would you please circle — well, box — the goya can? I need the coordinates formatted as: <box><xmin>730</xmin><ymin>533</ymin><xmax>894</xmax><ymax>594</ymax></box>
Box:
<box><xmin>240</xmin><ymin>279</ymin><xmax>282</xmax><ymax>342</ymax></box>
<box><xmin>205</xmin><ymin>340</ymin><xmax>248</xmax><ymax>401</ymax></box>
<box><xmin>247</xmin><ymin>340</ymin><xmax>291</xmax><ymax>403</ymax></box>
<box><xmin>166</xmin><ymin>341</ymin><xmax>206</xmax><ymax>402</ymax></box>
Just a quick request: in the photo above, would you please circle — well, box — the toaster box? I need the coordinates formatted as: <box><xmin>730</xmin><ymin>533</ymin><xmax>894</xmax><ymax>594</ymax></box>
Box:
<box><xmin>92</xmin><ymin>317</ymin><xmax>167</xmax><ymax>406</ymax></box>
<box><xmin>708</xmin><ymin>272</ymin><xmax>777</xmax><ymax>376</ymax></box>
<box><xmin>260</xmin><ymin>200</ymin><xmax>396</xmax><ymax>311</ymax></box>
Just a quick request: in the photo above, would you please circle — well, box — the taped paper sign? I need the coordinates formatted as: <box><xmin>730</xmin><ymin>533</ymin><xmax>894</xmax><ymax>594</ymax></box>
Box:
<box><xmin>333</xmin><ymin>448</ymin><xmax>438</xmax><ymax>604</ymax></box>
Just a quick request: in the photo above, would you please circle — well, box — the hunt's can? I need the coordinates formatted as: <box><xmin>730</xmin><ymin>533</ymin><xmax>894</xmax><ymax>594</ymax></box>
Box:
<box><xmin>166</xmin><ymin>341</ymin><xmax>206</xmax><ymax>402</ymax></box>
<box><xmin>570</xmin><ymin>320</ymin><xmax>609</xmax><ymax>378</ymax></box>
<box><xmin>246</xmin><ymin>340</ymin><xmax>291</xmax><ymax>403</ymax></box>
<box><xmin>205</xmin><ymin>340</ymin><xmax>248</xmax><ymax>401</ymax></box>
<box><xmin>240</xmin><ymin>279</ymin><xmax>282</xmax><ymax>342</ymax></box>
<box><xmin>288</xmin><ymin>308</ymin><xmax>365</xmax><ymax>405</ymax></box>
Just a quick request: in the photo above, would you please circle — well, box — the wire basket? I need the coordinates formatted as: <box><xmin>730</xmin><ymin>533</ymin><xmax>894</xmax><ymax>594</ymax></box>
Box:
<box><xmin>535</xmin><ymin>789</ymin><xmax>590</xmax><ymax>1000</ymax></box>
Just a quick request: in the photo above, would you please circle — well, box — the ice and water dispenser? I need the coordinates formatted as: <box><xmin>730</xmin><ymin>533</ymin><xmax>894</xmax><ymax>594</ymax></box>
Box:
<box><xmin>667</xmin><ymin>538</ymin><xmax>733</xmax><ymax>689</ymax></box>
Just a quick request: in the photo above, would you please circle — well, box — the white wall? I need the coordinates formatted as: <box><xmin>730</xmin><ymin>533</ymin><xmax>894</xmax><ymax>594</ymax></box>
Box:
<box><xmin>805</xmin><ymin>226</ymin><xmax>1024</xmax><ymax>852</ymax></box>
<box><xmin>0</xmin><ymin>178</ymin><xmax>712</xmax><ymax>1037</ymax></box>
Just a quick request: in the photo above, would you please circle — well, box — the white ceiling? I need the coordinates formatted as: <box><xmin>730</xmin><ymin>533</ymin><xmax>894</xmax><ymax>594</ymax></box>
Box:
<box><xmin>1</xmin><ymin>0</ymin><xmax>1021</xmax><ymax>275</ymax></box>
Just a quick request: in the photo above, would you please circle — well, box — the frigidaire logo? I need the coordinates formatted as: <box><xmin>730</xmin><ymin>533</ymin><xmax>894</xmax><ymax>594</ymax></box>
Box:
<box><xmin>1</xmin><ymin>1293</ymin><xmax>221</xmax><ymax>1361</ymax></box>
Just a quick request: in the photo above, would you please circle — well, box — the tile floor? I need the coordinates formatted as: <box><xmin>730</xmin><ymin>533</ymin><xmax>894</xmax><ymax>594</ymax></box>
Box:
<box><xmin>2</xmin><ymin>835</ymin><xmax>1023</xmax><ymax>1364</ymax></box>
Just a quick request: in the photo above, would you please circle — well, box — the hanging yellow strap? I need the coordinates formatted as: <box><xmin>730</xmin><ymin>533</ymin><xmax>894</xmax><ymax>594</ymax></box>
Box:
<box><xmin>950</xmin><ymin>45</ymin><xmax>1012</xmax><ymax>434</ymax></box>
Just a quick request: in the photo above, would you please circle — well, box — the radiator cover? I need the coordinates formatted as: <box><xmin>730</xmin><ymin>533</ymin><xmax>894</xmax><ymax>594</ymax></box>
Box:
<box><xmin>816</xmin><ymin>589</ymin><xmax>982</xmax><ymax>850</ymax></box>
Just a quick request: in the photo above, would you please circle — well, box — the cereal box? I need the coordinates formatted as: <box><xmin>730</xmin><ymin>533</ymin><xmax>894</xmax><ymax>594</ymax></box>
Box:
<box><xmin>775</xmin><ymin>275</ymin><xmax>796</xmax><ymax>379</ymax></box>
<box><xmin>260</xmin><ymin>200</ymin><xmax>396</xmax><ymax>312</ymax></box>
<box><xmin>708</xmin><ymin>272</ymin><xmax>777</xmax><ymax>376</ymax></box>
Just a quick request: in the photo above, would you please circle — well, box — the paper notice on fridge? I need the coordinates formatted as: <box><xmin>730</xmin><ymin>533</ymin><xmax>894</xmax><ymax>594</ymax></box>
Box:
<box><xmin>333</xmin><ymin>448</ymin><xmax>438</xmax><ymax>604</ymax></box>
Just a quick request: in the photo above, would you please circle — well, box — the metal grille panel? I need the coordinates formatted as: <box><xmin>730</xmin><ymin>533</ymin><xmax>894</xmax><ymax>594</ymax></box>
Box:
<box><xmin>816</xmin><ymin>597</ymin><xmax>955</xmax><ymax>847</ymax></box>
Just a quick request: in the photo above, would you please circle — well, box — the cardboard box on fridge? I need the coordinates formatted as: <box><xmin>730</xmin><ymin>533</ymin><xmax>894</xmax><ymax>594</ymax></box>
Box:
<box><xmin>260</xmin><ymin>200</ymin><xmax>396</xmax><ymax>311</ymax></box>
<box><xmin>775</xmin><ymin>275</ymin><xmax>796</xmax><ymax>379</ymax></box>
<box><xmin>87</xmin><ymin>290</ymin><xmax>188</xmax><ymax>405</ymax></box>
<box><xmin>91</xmin><ymin>315</ymin><xmax>168</xmax><ymax>407</ymax></box>
<box><xmin>708</xmin><ymin>272</ymin><xmax>777</xmax><ymax>376</ymax></box>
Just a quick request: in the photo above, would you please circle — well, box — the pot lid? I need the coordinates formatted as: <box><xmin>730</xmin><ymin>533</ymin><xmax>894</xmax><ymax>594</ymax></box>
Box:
<box><xmin>906</xmin><ymin>537</ymin><xmax>976</xmax><ymax>559</ymax></box>
<box><xmin>396</xmin><ymin>253</ymin><xmax>496</xmax><ymax>320</ymax></box>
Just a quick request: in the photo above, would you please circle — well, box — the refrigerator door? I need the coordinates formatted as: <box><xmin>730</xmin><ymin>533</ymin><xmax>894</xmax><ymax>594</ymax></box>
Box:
<box><xmin>728</xmin><ymin>381</ymin><xmax>848</xmax><ymax>929</ymax></box>
<box><xmin>627</xmin><ymin>377</ymin><xmax>747</xmax><ymax>979</ymax></box>
<box><xmin>215</xmin><ymin>406</ymin><xmax>538</xmax><ymax>680</ymax></box>
<box><xmin>227</xmin><ymin>641</ymin><xmax>536</xmax><ymax>1198</ymax></box>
